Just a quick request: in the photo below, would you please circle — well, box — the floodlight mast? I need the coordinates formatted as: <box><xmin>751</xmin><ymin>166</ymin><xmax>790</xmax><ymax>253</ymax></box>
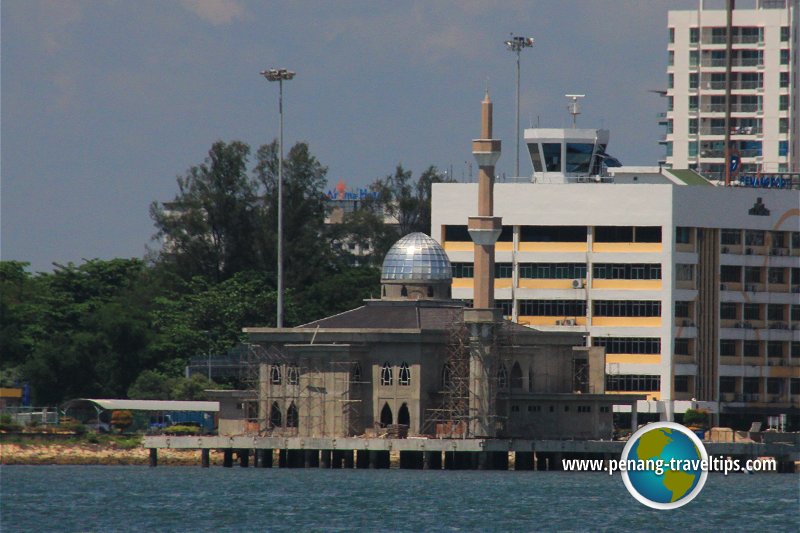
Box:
<box><xmin>504</xmin><ymin>35</ymin><xmax>534</xmax><ymax>178</ymax></box>
<box><xmin>565</xmin><ymin>94</ymin><xmax>585</xmax><ymax>128</ymax></box>
<box><xmin>260</xmin><ymin>68</ymin><xmax>296</xmax><ymax>328</ymax></box>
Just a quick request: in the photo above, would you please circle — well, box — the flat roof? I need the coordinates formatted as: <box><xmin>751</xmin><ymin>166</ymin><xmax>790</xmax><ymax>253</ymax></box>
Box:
<box><xmin>62</xmin><ymin>399</ymin><xmax>219</xmax><ymax>413</ymax></box>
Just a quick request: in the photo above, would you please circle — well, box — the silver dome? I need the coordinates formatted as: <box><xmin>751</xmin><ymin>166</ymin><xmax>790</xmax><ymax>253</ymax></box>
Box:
<box><xmin>381</xmin><ymin>232</ymin><xmax>452</xmax><ymax>281</ymax></box>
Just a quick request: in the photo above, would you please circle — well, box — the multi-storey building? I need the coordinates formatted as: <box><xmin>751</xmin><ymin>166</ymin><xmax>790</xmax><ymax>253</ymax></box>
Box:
<box><xmin>432</xmin><ymin>126</ymin><xmax>800</xmax><ymax>428</ymax></box>
<box><xmin>665</xmin><ymin>0</ymin><xmax>799</xmax><ymax>179</ymax></box>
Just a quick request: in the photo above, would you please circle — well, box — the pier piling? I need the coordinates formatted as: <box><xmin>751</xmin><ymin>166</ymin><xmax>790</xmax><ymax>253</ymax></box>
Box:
<box><xmin>148</xmin><ymin>448</ymin><xmax>157</xmax><ymax>468</ymax></box>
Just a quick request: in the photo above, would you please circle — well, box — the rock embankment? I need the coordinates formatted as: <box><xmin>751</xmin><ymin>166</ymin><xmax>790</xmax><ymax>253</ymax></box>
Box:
<box><xmin>1</xmin><ymin>442</ymin><xmax>223</xmax><ymax>466</ymax></box>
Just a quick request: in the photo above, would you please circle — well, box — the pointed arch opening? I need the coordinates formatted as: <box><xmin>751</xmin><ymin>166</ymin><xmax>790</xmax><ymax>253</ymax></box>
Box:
<box><xmin>380</xmin><ymin>402</ymin><xmax>393</xmax><ymax>427</ymax></box>
<box><xmin>286</xmin><ymin>401</ymin><xmax>299</xmax><ymax>428</ymax></box>
<box><xmin>351</xmin><ymin>362</ymin><xmax>362</xmax><ymax>383</ymax></box>
<box><xmin>287</xmin><ymin>365</ymin><xmax>299</xmax><ymax>385</ymax></box>
<box><xmin>270</xmin><ymin>365</ymin><xmax>282</xmax><ymax>385</ymax></box>
<box><xmin>510</xmin><ymin>362</ymin><xmax>523</xmax><ymax>390</ymax></box>
<box><xmin>381</xmin><ymin>362</ymin><xmax>393</xmax><ymax>386</ymax></box>
<box><xmin>399</xmin><ymin>362</ymin><xmax>411</xmax><ymax>386</ymax></box>
<box><xmin>497</xmin><ymin>364</ymin><xmax>508</xmax><ymax>390</ymax></box>
<box><xmin>400</xmin><ymin>285</ymin><xmax>408</xmax><ymax>297</ymax></box>
<box><xmin>270</xmin><ymin>401</ymin><xmax>282</xmax><ymax>428</ymax></box>
<box><xmin>397</xmin><ymin>403</ymin><xmax>410</xmax><ymax>427</ymax></box>
<box><xmin>528</xmin><ymin>366</ymin><xmax>534</xmax><ymax>391</ymax></box>
<box><xmin>441</xmin><ymin>363</ymin><xmax>453</xmax><ymax>389</ymax></box>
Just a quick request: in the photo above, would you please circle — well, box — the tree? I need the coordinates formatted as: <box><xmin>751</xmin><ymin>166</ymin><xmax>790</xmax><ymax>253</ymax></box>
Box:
<box><xmin>111</xmin><ymin>410</ymin><xmax>133</xmax><ymax>433</ymax></box>
<box><xmin>150</xmin><ymin>141</ymin><xmax>262</xmax><ymax>282</ymax></box>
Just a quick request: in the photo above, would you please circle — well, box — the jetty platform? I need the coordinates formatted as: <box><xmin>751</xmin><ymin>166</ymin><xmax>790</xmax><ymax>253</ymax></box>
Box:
<box><xmin>143</xmin><ymin>435</ymin><xmax>800</xmax><ymax>472</ymax></box>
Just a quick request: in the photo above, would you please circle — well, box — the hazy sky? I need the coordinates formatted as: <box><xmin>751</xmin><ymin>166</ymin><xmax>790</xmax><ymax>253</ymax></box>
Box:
<box><xmin>2</xmin><ymin>0</ymin><xmax>698</xmax><ymax>272</ymax></box>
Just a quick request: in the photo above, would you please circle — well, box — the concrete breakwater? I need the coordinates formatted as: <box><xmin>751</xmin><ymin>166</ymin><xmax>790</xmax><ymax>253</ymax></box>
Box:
<box><xmin>1</xmin><ymin>442</ymin><xmax>221</xmax><ymax>466</ymax></box>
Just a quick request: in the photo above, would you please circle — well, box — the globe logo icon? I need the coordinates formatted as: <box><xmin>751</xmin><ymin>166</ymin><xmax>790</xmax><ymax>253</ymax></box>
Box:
<box><xmin>621</xmin><ymin>421</ymin><xmax>709</xmax><ymax>509</ymax></box>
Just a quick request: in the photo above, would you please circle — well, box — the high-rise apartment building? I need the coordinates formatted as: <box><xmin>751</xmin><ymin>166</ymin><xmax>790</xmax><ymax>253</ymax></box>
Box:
<box><xmin>665</xmin><ymin>0</ymin><xmax>799</xmax><ymax>179</ymax></box>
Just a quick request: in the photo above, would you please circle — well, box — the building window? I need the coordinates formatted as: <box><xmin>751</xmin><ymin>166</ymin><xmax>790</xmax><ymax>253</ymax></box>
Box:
<box><xmin>510</xmin><ymin>362</ymin><xmax>523</xmax><ymax>389</ymax></box>
<box><xmin>592</xmin><ymin>337</ymin><xmax>661</xmax><ymax>354</ymax></box>
<box><xmin>270</xmin><ymin>402</ymin><xmax>282</xmax><ymax>428</ymax></box>
<box><xmin>768</xmin><ymin>268</ymin><xmax>785</xmax><ymax>285</ymax></box>
<box><xmin>670</xmin><ymin>27</ymin><xmax>675</xmax><ymax>43</ymax></box>
<box><xmin>270</xmin><ymin>365</ymin><xmax>282</xmax><ymax>385</ymax></box>
<box><xmin>520</xmin><ymin>263</ymin><xmax>587</xmax><ymax>279</ymax></box>
<box><xmin>720</xmin><ymin>302</ymin><xmax>737</xmax><ymax>320</ymax></box>
<box><xmin>593</xmin><ymin>263</ymin><xmax>661</xmax><ymax>280</ymax></box>
<box><xmin>676</xmin><ymin>264</ymin><xmax>694</xmax><ymax>282</ymax></box>
<box><xmin>767</xmin><ymin>378</ymin><xmax>782</xmax><ymax>395</ymax></box>
<box><xmin>767</xmin><ymin>341</ymin><xmax>784</xmax><ymax>358</ymax></box>
<box><xmin>780</xmin><ymin>49</ymin><xmax>790</xmax><ymax>65</ymax></box>
<box><xmin>352</xmin><ymin>362</ymin><xmax>362</xmax><ymax>383</ymax></box>
<box><xmin>600</xmin><ymin>406</ymin><xmax>610</xmax><ymax>413</ymax></box>
<box><xmin>381</xmin><ymin>362</ymin><xmax>393</xmax><ymax>386</ymax></box>
<box><xmin>720</xmin><ymin>340</ymin><xmax>736</xmax><ymax>357</ymax></box>
<box><xmin>743</xmin><ymin>377</ymin><xmax>759</xmax><ymax>394</ymax></box>
<box><xmin>667</xmin><ymin>96</ymin><xmax>674</xmax><ymax>112</ymax></box>
<box><xmin>518</xmin><ymin>300</ymin><xmax>586</xmax><ymax>316</ymax></box>
<box><xmin>594</xmin><ymin>300</ymin><xmax>661</xmax><ymax>317</ymax></box>
<box><xmin>441</xmin><ymin>364</ymin><xmax>453</xmax><ymax>389</ymax></box>
<box><xmin>689</xmin><ymin>27</ymin><xmax>698</xmax><ymax>44</ymax></box>
<box><xmin>688</xmin><ymin>141</ymin><xmax>698</xmax><ymax>157</ymax></box>
<box><xmin>689</xmin><ymin>95</ymin><xmax>698</xmax><ymax>111</ymax></box>
<box><xmin>781</xmin><ymin>26</ymin><xmax>790</xmax><ymax>42</ymax></box>
<box><xmin>520</xmin><ymin>225</ymin><xmax>586</xmax><ymax>242</ymax></box>
<box><xmin>674</xmin><ymin>375</ymin><xmax>689</xmax><ymax>393</ymax></box>
<box><xmin>605</xmin><ymin>374</ymin><xmax>661</xmax><ymax>392</ymax></box>
<box><xmin>744</xmin><ymin>267</ymin><xmax>762</xmax><ymax>283</ymax></box>
<box><xmin>542</xmin><ymin>143</ymin><xmax>562</xmax><ymax>172</ymax></box>
<box><xmin>780</xmin><ymin>72</ymin><xmax>790</xmax><ymax>88</ymax></box>
<box><xmin>720</xmin><ymin>229</ymin><xmax>741</xmax><ymax>245</ymax></box>
<box><xmin>668</xmin><ymin>73</ymin><xmax>674</xmax><ymax>89</ymax></box>
<box><xmin>380</xmin><ymin>403</ymin><xmax>393</xmax><ymax>426</ymax></box>
<box><xmin>497</xmin><ymin>365</ymin><xmax>508</xmax><ymax>389</ymax></box>
<box><xmin>674</xmin><ymin>339</ymin><xmax>690</xmax><ymax>355</ymax></box>
<box><xmin>743</xmin><ymin>341</ymin><xmax>760</xmax><ymax>357</ymax></box>
<box><xmin>780</xmin><ymin>118</ymin><xmax>789</xmax><ymax>134</ymax></box>
<box><xmin>451</xmin><ymin>263</ymin><xmax>474</xmax><ymax>278</ymax></box>
<box><xmin>780</xmin><ymin>95</ymin><xmax>789</xmax><ymax>111</ymax></box>
<box><xmin>528</xmin><ymin>367</ymin><xmax>534</xmax><ymax>391</ymax></box>
<box><xmin>398</xmin><ymin>362</ymin><xmax>411</xmax><ymax>386</ymax></box>
<box><xmin>675</xmin><ymin>227</ymin><xmax>691</xmax><ymax>244</ymax></box>
<box><xmin>720</xmin><ymin>377</ymin><xmax>736</xmax><ymax>393</ymax></box>
<box><xmin>495</xmin><ymin>263</ymin><xmax>513</xmax><ymax>278</ymax></box>
<box><xmin>286</xmin><ymin>402</ymin><xmax>299</xmax><ymax>428</ymax></box>
<box><xmin>745</xmin><ymin>230</ymin><xmax>765</xmax><ymax>246</ymax></box>
<box><xmin>793</xmin><ymin>379</ymin><xmax>800</xmax><ymax>395</ymax></box>
<box><xmin>793</xmin><ymin>305</ymin><xmax>800</xmax><ymax>322</ymax></box>
<box><xmin>779</xmin><ymin>141</ymin><xmax>789</xmax><ymax>157</ymax></box>
<box><xmin>743</xmin><ymin>304</ymin><xmax>761</xmax><ymax>321</ymax></box>
<box><xmin>675</xmin><ymin>301</ymin><xmax>691</xmax><ymax>318</ymax></box>
<box><xmin>287</xmin><ymin>366</ymin><xmax>299</xmax><ymax>385</ymax></box>
<box><xmin>689</xmin><ymin>50</ymin><xmax>699</xmax><ymax>67</ymax></box>
<box><xmin>577</xmin><ymin>405</ymin><xmax>592</xmax><ymax>413</ymax></box>
<box><xmin>720</xmin><ymin>265</ymin><xmax>741</xmax><ymax>283</ymax></box>
<box><xmin>689</xmin><ymin>73</ymin><xmax>698</xmax><ymax>89</ymax></box>
<box><xmin>669</xmin><ymin>50</ymin><xmax>674</xmax><ymax>66</ymax></box>
<box><xmin>689</xmin><ymin>118</ymin><xmax>698</xmax><ymax>135</ymax></box>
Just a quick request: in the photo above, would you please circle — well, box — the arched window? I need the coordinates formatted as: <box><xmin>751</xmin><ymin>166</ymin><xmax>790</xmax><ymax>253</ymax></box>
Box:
<box><xmin>510</xmin><ymin>362</ymin><xmax>523</xmax><ymax>389</ymax></box>
<box><xmin>399</xmin><ymin>362</ymin><xmax>411</xmax><ymax>386</ymax></box>
<box><xmin>270</xmin><ymin>365</ymin><xmax>282</xmax><ymax>385</ymax></box>
<box><xmin>441</xmin><ymin>364</ymin><xmax>453</xmax><ymax>389</ymax></box>
<box><xmin>401</xmin><ymin>285</ymin><xmax>408</xmax><ymax>297</ymax></box>
<box><xmin>398</xmin><ymin>403</ymin><xmax>410</xmax><ymax>427</ymax></box>
<box><xmin>381</xmin><ymin>362</ymin><xmax>393</xmax><ymax>386</ymax></box>
<box><xmin>287</xmin><ymin>365</ymin><xmax>299</xmax><ymax>385</ymax></box>
<box><xmin>382</xmin><ymin>286</ymin><xmax>386</xmax><ymax>297</ymax></box>
<box><xmin>528</xmin><ymin>367</ymin><xmax>534</xmax><ymax>392</ymax></box>
<box><xmin>270</xmin><ymin>401</ymin><xmax>282</xmax><ymax>428</ymax></box>
<box><xmin>427</xmin><ymin>286</ymin><xmax>434</xmax><ymax>297</ymax></box>
<box><xmin>380</xmin><ymin>402</ymin><xmax>393</xmax><ymax>427</ymax></box>
<box><xmin>351</xmin><ymin>362</ymin><xmax>362</xmax><ymax>383</ymax></box>
<box><xmin>286</xmin><ymin>402</ymin><xmax>299</xmax><ymax>428</ymax></box>
<box><xmin>497</xmin><ymin>364</ymin><xmax>508</xmax><ymax>389</ymax></box>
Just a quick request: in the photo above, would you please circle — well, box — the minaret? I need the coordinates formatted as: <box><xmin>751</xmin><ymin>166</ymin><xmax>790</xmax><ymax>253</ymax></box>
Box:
<box><xmin>469</xmin><ymin>90</ymin><xmax>502</xmax><ymax>309</ymax></box>
<box><xmin>464</xmin><ymin>91</ymin><xmax>502</xmax><ymax>438</ymax></box>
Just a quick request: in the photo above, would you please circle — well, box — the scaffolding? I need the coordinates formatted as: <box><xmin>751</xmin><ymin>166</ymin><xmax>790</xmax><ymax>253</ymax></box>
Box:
<box><xmin>241</xmin><ymin>343</ymin><xmax>365</xmax><ymax>438</ymax></box>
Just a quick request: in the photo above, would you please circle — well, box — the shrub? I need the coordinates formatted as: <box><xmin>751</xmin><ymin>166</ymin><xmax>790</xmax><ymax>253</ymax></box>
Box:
<box><xmin>683</xmin><ymin>408</ymin><xmax>709</xmax><ymax>428</ymax></box>
<box><xmin>164</xmin><ymin>425</ymin><xmax>200</xmax><ymax>436</ymax></box>
<box><xmin>111</xmin><ymin>410</ymin><xmax>134</xmax><ymax>432</ymax></box>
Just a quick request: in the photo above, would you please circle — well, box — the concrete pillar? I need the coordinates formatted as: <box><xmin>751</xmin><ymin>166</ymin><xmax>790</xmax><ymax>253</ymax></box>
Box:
<box><xmin>368</xmin><ymin>450</ymin><xmax>379</xmax><ymax>469</ymax></box>
<box><xmin>515</xmin><ymin>451</ymin><xmax>533</xmax><ymax>471</ymax></box>
<box><xmin>201</xmin><ymin>449</ymin><xmax>210</xmax><ymax>468</ymax></box>
<box><xmin>252</xmin><ymin>449</ymin><xmax>259</xmax><ymax>468</ymax></box>
<box><xmin>478</xmin><ymin>451</ymin><xmax>490</xmax><ymax>470</ymax></box>
<box><xmin>551</xmin><ymin>453</ymin><xmax>563</xmax><ymax>471</ymax></box>
<box><xmin>320</xmin><ymin>450</ymin><xmax>331</xmax><ymax>469</ymax></box>
<box><xmin>535</xmin><ymin>452</ymin><xmax>547</xmax><ymax>471</ymax></box>
<box><xmin>631</xmin><ymin>404</ymin><xmax>639</xmax><ymax>431</ymax></box>
<box><xmin>238</xmin><ymin>449</ymin><xmax>249</xmax><ymax>468</ymax></box>
<box><xmin>223</xmin><ymin>449</ymin><xmax>233</xmax><ymax>468</ymax></box>
<box><xmin>149</xmin><ymin>448</ymin><xmax>158</xmax><ymax>468</ymax></box>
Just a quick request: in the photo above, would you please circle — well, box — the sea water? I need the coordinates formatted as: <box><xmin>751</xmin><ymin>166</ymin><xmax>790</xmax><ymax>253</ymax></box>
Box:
<box><xmin>1</xmin><ymin>466</ymin><xmax>798</xmax><ymax>532</ymax></box>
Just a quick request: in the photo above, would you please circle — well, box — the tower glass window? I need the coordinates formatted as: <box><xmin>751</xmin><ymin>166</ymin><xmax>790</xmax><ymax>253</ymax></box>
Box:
<box><xmin>381</xmin><ymin>362</ymin><xmax>393</xmax><ymax>386</ymax></box>
<box><xmin>399</xmin><ymin>362</ymin><xmax>411</xmax><ymax>386</ymax></box>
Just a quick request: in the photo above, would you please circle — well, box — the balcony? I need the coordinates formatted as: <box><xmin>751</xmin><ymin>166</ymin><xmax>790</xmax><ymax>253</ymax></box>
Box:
<box><xmin>700</xmin><ymin>58</ymin><xmax>763</xmax><ymax>68</ymax></box>
<box><xmin>699</xmin><ymin>103</ymin><xmax>762</xmax><ymax>113</ymax></box>
<box><xmin>699</xmin><ymin>126</ymin><xmax>761</xmax><ymax>136</ymax></box>
<box><xmin>701</xmin><ymin>81</ymin><xmax>762</xmax><ymax>91</ymax></box>
<box><xmin>699</xmin><ymin>149</ymin><xmax>761</xmax><ymax>159</ymax></box>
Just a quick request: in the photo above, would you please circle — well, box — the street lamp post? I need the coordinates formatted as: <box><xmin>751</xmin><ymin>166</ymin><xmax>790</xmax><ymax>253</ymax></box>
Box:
<box><xmin>504</xmin><ymin>34</ymin><xmax>534</xmax><ymax>178</ymax></box>
<box><xmin>260</xmin><ymin>68</ymin><xmax>295</xmax><ymax>328</ymax></box>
